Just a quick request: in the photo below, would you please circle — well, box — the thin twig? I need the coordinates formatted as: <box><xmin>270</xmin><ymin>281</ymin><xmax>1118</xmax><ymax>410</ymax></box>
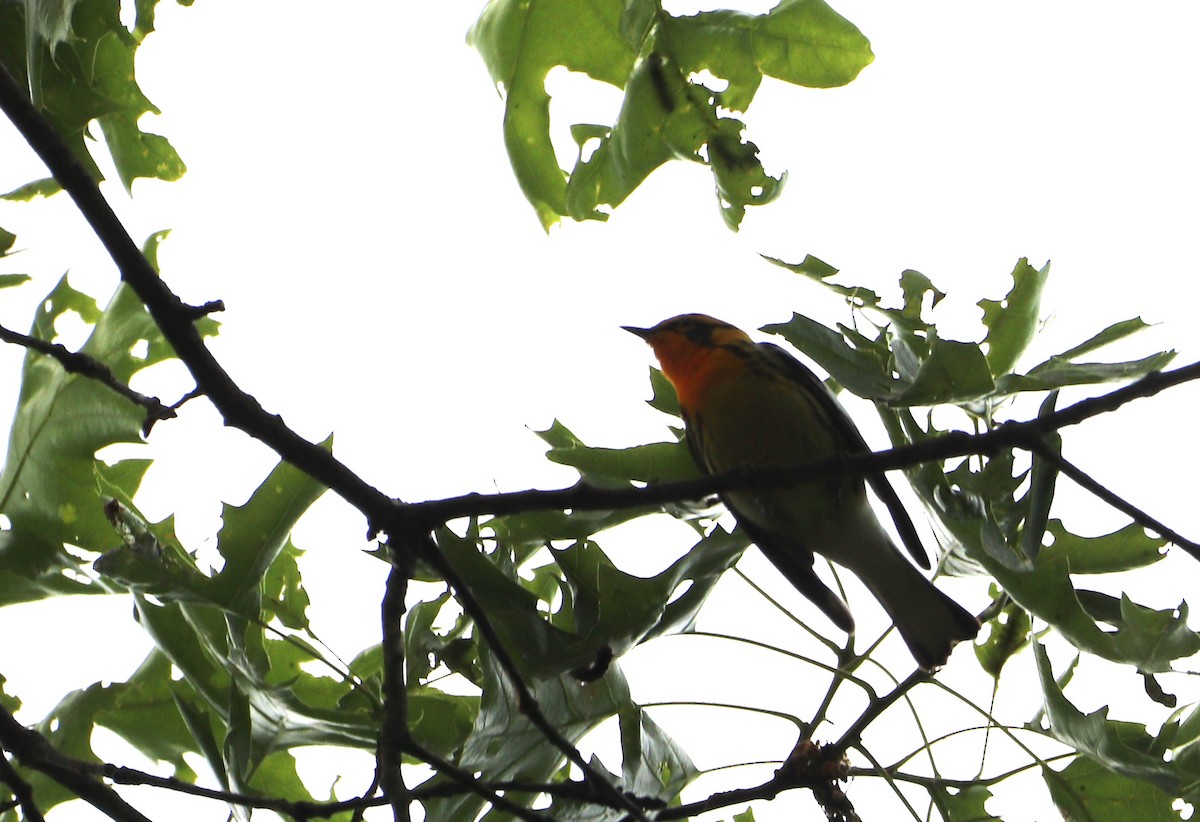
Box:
<box><xmin>406</xmin><ymin>738</ymin><xmax>562</xmax><ymax>822</ymax></box>
<box><xmin>416</xmin><ymin>534</ymin><xmax>648</xmax><ymax>821</ymax></box>
<box><xmin>849</xmin><ymin>751</ymin><xmax>1076</xmax><ymax>790</ymax></box>
<box><xmin>1030</xmin><ymin>441</ymin><xmax>1200</xmax><ymax>559</ymax></box>
<box><xmin>0</xmin><ymin>59</ymin><xmax>396</xmax><ymax>529</ymax></box>
<box><xmin>851</xmin><ymin>744</ymin><xmax>921</xmax><ymax>822</ymax></box>
<box><xmin>0</xmin><ymin>321</ymin><xmax>175</xmax><ymax>432</ymax></box>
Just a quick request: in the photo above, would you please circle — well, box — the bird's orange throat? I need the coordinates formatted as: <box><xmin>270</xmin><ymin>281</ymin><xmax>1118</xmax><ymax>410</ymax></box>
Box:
<box><xmin>649</xmin><ymin>337</ymin><xmax>734</xmax><ymax>410</ymax></box>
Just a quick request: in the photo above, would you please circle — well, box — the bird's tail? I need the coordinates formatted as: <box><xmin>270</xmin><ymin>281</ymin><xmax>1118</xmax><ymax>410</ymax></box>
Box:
<box><xmin>863</xmin><ymin>552</ymin><xmax>980</xmax><ymax>670</ymax></box>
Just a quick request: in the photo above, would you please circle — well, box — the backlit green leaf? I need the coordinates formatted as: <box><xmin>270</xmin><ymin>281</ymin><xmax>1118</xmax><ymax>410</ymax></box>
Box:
<box><xmin>471</xmin><ymin>0</ymin><xmax>870</xmax><ymax>229</ymax></box>
<box><xmin>979</xmin><ymin>258</ymin><xmax>1049</xmax><ymax>377</ymax></box>
<box><xmin>1045</xmin><ymin>757</ymin><xmax>1182</xmax><ymax>822</ymax></box>
<box><xmin>0</xmin><ymin>277</ymin><xmax>214</xmax><ymax>592</ymax></box>
<box><xmin>1034</xmin><ymin>643</ymin><xmax>1192</xmax><ymax>801</ymax></box>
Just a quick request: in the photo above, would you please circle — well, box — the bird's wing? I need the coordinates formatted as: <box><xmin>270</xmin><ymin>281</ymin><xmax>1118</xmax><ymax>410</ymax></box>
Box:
<box><xmin>756</xmin><ymin>342</ymin><xmax>931</xmax><ymax>570</ymax></box>
<box><xmin>682</xmin><ymin>400</ymin><xmax>855</xmax><ymax>631</ymax></box>
<box><xmin>735</xmin><ymin>514</ymin><xmax>855</xmax><ymax>633</ymax></box>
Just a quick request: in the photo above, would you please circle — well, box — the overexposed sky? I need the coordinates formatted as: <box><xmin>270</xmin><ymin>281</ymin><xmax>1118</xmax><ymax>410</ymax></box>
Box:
<box><xmin>1</xmin><ymin>1</ymin><xmax>1199</xmax><ymax>819</ymax></box>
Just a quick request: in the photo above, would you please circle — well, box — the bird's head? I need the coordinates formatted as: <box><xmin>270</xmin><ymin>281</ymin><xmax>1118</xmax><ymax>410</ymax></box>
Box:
<box><xmin>623</xmin><ymin>314</ymin><xmax>753</xmax><ymax>406</ymax></box>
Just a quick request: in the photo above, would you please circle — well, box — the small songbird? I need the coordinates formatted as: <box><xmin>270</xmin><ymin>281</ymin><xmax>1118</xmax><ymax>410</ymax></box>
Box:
<box><xmin>625</xmin><ymin>314</ymin><xmax>978</xmax><ymax>670</ymax></box>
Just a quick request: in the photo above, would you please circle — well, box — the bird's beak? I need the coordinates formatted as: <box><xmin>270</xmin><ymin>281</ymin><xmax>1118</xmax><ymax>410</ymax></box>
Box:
<box><xmin>622</xmin><ymin>325</ymin><xmax>654</xmax><ymax>341</ymax></box>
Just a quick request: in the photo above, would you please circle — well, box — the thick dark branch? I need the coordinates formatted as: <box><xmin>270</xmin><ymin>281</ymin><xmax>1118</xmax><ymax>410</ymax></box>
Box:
<box><xmin>0</xmin><ymin>322</ymin><xmax>174</xmax><ymax>433</ymax></box>
<box><xmin>0</xmin><ymin>705</ymin><xmax>152</xmax><ymax>822</ymax></box>
<box><xmin>379</xmin><ymin>539</ymin><xmax>414</xmax><ymax>822</ymax></box>
<box><xmin>411</xmin><ymin>363</ymin><xmax>1200</xmax><ymax>532</ymax></box>
<box><xmin>0</xmin><ymin>753</ymin><xmax>46</xmax><ymax>822</ymax></box>
<box><xmin>830</xmin><ymin>669</ymin><xmax>928</xmax><ymax>757</ymax></box>
<box><xmin>0</xmin><ymin>60</ymin><xmax>395</xmax><ymax>527</ymax></box>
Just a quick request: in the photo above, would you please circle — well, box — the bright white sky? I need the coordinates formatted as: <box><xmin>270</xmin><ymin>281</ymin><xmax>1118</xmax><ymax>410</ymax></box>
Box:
<box><xmin>1</xmin><ymin>1</ymin><xmax>1199</xmax><ymax>820</ymax></box>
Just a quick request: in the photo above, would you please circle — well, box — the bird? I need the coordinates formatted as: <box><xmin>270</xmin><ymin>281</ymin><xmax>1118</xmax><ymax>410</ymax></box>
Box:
<box><xmin>624</xmin><ymin>314</ymin><xmax>979</xmax><ymax>670</ymax></box>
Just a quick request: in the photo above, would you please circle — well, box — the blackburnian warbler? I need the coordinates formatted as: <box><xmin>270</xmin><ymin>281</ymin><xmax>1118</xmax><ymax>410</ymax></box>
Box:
<box><xmin>625</xmin><ymin>314</ymin><xmax>979</xmax><ymax>670</ymax></box>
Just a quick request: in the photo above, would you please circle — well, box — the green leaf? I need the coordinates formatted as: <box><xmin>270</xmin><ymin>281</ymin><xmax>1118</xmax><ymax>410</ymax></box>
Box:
<box><xmin>423</xmin><ymin>648</ymin><xmax>633</xmax><ymax>822</ymax></box>
<box><xmin>708</xmin><ymin>119</ymin><xmax>786</xmax><ymax>229</ymax></box>
<box><xmin>762</xmin><ymin>312</ymin><xmax>896</xmax><ymax>399</ymax></box>
<box><xmin>243</xmin><ymin>751</ymin><xmax>342</xmax><ymax>817</ymax></box>
<box><xmin>997</xmin><ymin>350</ymin><xmax>1177</xmax><ymax>394</ymax></box>
<box><xmin>1045</xmin><ymin>757</ymin><xmax>1182</xmax><ymax>822</ymax></box>
<box><xmin>546</xmin><ymin>439</ymin><xmax>701</xmax><ymax>485</ymax></box>
<box><xmin>0</xmin><ymin>273</ymin><xmax>31</xmax><ymax>288</ymax></box>
<box><xmin>2</xmin><ymin>0</ymin><xmax>185</xmax><ymax>186</ymax></box>
<box><xmin>909</xmin><ymin>436</ymin><xmax>1196</xmax><ymax>670</ymax></box>
<box><xmin>643</xmin><ymin>526</ymin><xmax>749</xmax><ymax>640</ymax></box>
<box><xmin>1</xmin><ymin>178</ymin><xmax>63</xmax><ymax>202</ymax></box>
<box><xmin>0</xmin><ymin>277</ymin><xmax>214</xmax><ymax>590</ymax></box>
<box><xmin>766</xmin><ymin>252</ymin><xmax>839</xmax><ymax>280</ymax></box>
<box><xmin>0</xmin><ymin>226</ymin><xmax>16</xmax><ymax>257</ymax></box>
<box><xmin>619</xmin><ymin>705</ymin><xmax>699</xmax><ymax>802</ymax></box>
<box><xmin>1056</xmin><ymin>317</ymin><xmax>1155</xmax><ymax>360</ymax></box>
<box><xmin>668</xmin><ymin>0</ymin><xmax>873</xmax><ymax>102</ymax></box>
<box><xmin>97</xmin><ymin>109</ymin><xmax>187</xmax><ymax>191</ymax></box>
<box><xmin>486</xmin><ymin>505</ymin><xmax>649</xmax><ymax>560</ymax></box>
<box><xmin>19</xmin><ymin>650</ymin><xmax>200</xmax><ymax>815</ymax></box>
<box><xmin>441</xmin><ymin>520</ymin><xmax>744</xmax><ymax>683</ymax></box>
<box><xmin>209</xmin><ymin>439</ymin><xmax>330</xmax><ymax>616</ymax></box>
<box><xmin>537</xmin><ymin>419</ymin><xmax>707</xmax><ymax>527</ymax></box>
<box><xmin>469</xmin><ymin>0</ymin><xmax>631</xmax><ymax>229</ymax></box>
<box><xmin>932</xmin><ymin>784</ymin><xmax>1002</xmax><ymax>822</ymax></box>
<box><xmin>992</xmin><ymin>551</ymin><xmax>1198</xmax><ymax>671</ymax></box>
<box><xmin>437</xmin><ymin>525</ymin><xmax>583</xmax><ymax>679</ymax></box>
<box><xmin>562</xmin><ymin>43</ymin><xmax>715</xmax><ymax>223</ymax></box>
<box><xmin>647</xmin><ymin>366</ymin><xmax>681</xmax><ymax>419</ymax></box>
<box><xmin>260</xmin><ymin>540</ymin><xmax>310</xmax><ymax>631</ymax></box>
<box><xmin>408</xmin><ymin>686</ymin><xmax>480</xmax><ymax>761</ymax></box>
<box><xmin>471</xmin><ymin>0</ymin><xmax>870</xmax><ymax>228</ymax></box>
<box><xmin>763</xmin><ymin>254</ymin><xmax>886</xmax><ymax>313</ymax></box>
<box><xmin>1040</xmin><ymin>520</ymin><xmax>1166</xmax><ymax>574</ymax></box>
<box><xmin>553</xmin><ymin>527</ymin><xmax>746</xmax><ymax>656</ymax></box>
<box><xmin>892</xmin><ymin>333</ymin><xmax>995</xmax><ymax>406</ymax></box>
<box><xmin>1034</xmin><ymin>642</ymin><xmax>1191</xmax><ymax>803</ymax></box>
<box><xmin>974</xmin><ymin>589</ymin><xmax>1030</xmax><ymax>680</ymax></box>
<box><xmin>1019</xmin><ymin>391</ymin><xmax>1060</xmax><ymax>565</ymax></box>
<box><xmin>898</xmin><ymin>268</ymin><xmax>945</xmax><ymax>321</ymax></box>
<box><xmin>978</xmin><ymin>258</ymin><xmax>1050</xmax><ymax>377</ymax></box>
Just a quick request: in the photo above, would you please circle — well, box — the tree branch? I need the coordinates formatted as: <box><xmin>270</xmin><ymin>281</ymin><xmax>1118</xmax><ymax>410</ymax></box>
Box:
<box><xmin>1029</xmin><ymin>441</ymin><xmax>1200</xmax><ymax>559</ymax></box>
<box><xmin>0</xmin><ymin>321</ymin><xmax>175</xmax><ymax>434</ymax></box>
<box><xmin>405</xmin><ymin>739</ymin><xmax>565</xmax><ymax>822</ymax></box>
<box><xmin>0</xmin><ymin>59</ymin><xmax>396</xmax><ymax>529</ymax></box>
<box><xmin>415</xmin><ymin>534</ymin><xmax>648</xmax><ymax>821</ymax></box>
<box><xmin>410</xmin><ymin>363</ymin><xmax>1200</xmax><ymax>548</ymax></box>
<box><xmin>379</xmin><ymin>538</ymin><xmax>414</xmax><ymax>822</ymax></box>
<box><xmin>8</xmin><ymin>47</ymin><xmax>1196</xmax><ymax>554</ymax></box>
<box><xmin>0</xmin><ymin>752</ymin><xmax>46</xmax><ymax>822</ymax></box>
<box><xmin>5</xmin><ymin>49</ymin><xmax>1200</xmax><ymax>822</ymax></box>
<box><xmin>830</xmin><ymin>669</ymin><xmax>928</xmax><ymax>757</ymax></box>
<box><xmin>0</xmin><ymin>705</ymin><xmax>152</xmax><ymax>822</ymax></box>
